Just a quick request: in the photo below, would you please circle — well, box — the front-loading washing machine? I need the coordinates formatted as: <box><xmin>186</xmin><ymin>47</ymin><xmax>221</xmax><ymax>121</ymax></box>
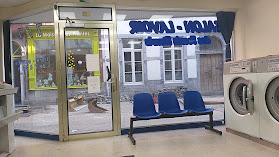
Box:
<box><xmin>223</xmin><ymin>59</ymin><xmax>260</xmax><ymax>138</ymax></box>
<box><xmin>257</xmin><ymin>56</ymin><xmax>279</xmax><ymax>145</ymax></box>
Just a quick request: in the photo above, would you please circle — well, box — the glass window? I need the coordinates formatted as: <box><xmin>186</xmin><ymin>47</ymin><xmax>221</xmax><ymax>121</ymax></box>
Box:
<box><xmin>122</xmin><ymin>38</ymin><xmax>143</xmax><ymax>84</ymax></box>
<box><xmin>164</xmin><ymin>45</ymin><xmax>183</xmax><ymax>82</ymax></box>
<box><xmin>65</xmin><ymin>39</ymin><xmax>93</xmax><ymax>86</ymax></box>
<box><xmin>35</xmin><ymin>40</ymin><xmax>56</xmax><ymax>88</ymax></box>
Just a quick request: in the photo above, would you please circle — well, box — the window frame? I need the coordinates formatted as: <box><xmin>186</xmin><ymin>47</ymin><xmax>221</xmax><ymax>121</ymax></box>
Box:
<box><xmin>163</xmin><ymin>45</ymin><xmax>184</xmax><ymax>83</ymax></box>
<box><xmin>122</xmin><ymin>38</ymin><xmax>144</xmax><ymax>85</ymax></box>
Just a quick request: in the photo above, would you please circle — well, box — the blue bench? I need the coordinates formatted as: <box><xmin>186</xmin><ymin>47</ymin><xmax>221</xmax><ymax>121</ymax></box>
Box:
<box><xmin>128</xmin><ymin>91</ymin><xmax>222</xmax><ymax>145</ymax></box>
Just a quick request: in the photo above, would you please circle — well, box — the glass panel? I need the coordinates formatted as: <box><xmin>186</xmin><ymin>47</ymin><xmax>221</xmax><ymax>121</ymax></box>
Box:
<box><xmin>125</xmin><ymin>73</ymin><xmax>132</xmax><ymax>82</ymax></box>
<box><xmin>59</xmin><ymin>7</ymin><xmax>112</xmax><ymax>21</ymax></box>
<box><xmin>124</xmin><ymin>52</ymin><xmax>131</xmax><ymax>61</ymax></box>
<box><xmin>122</xmin><ymin>39</ymin><xmax>131</xmax><ymax>48</ymax></box>
<box><xmin>164</xmin><ymin>51</ymin><xmax>171</xmax><ymax>60</ymax></box>
<box><xmin>117</xmin><ymin>9</ymin><xmax>225</xmax><ymax>130</ymax></box>
<box><xmin>135</xmin><ymin>72</ymin><xmax>142</xmax><ymax>82</ymax></box>
<box><xmin>175</xmin><ymin>71</ymin><xmax>182</xmax><ymax>80</ymax></box>
<box><xmin>175</xmin><ymin>60</ymin><xmax>182</xmax><ymax>70</ymax></box>
<box><xmin>125</xmin><ymin>62</ymin><xmax>132</xmax><ymax>72</ymax></box>
<box><xmin>65</xmin><ymin>39</ymin><xmax>92</xmax><ymax>49</ymax></box>
<box><xmin>134</xmin><ymin>40</ymin><xmax>142</xmax><ymax>49</ymax></box>
<box><xmin>12</xmin><ymin>24</ymin><xmax>59</xmax><ymax>135</ymax></box>
<box><xmin>134</xmin><ymin>52</ymin><xmax>142</xmax><ymax>61</ymax></box>
<box><xmin>66</xmin><ymin>28</ymin><xmax>113</xmax><ymax>134</ymax></box>
<box><xmin>135</xmin><ymin>62</ymin><xmax>142</xmax><ymax>71</ymax></box>
<box><xmin>163</xmin><ymin>45</ymin><xmax>171</xmax><ymax>48</ymax></box>
<box><xmin>35</xmin><ymin>40</ymin><xmax>57</xmax><ymax>88</ymax></box>
<box><xmin>175</xmin><ymin>50</ymin><xmax>181</xmax><ymax>59</ymax></box>
<box><xmin>165</xmin><ymin>61</ymin><xmax>172</xmax><ymax>70</ymax></box>
<box><xmin>165</xmin><ymin>71</ymin><xmax>172</xmax><ymax>80</ymax></box>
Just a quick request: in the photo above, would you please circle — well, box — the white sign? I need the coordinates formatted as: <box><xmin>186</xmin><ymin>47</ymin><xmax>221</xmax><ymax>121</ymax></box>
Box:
<box><xmin>86</xmin><ymin>54</ymin><xmax>99</xmax><ymax>71</ymax></box>
<box><xmin>87</xmin><ymin>76</ymin><xmax>100</xmax><ymax>93</ymax></box>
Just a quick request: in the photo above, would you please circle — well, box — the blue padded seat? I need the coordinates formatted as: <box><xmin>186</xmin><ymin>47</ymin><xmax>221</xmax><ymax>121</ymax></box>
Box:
<box><xmin>183</xmin><ymin>91</ymin><xmax>214</xmax><ymax>113</ymax></box>
<box><xmin>158</xmin><ymin>92</ymin><xmax>188</xmax><ymax>115</ymax></box>
<box><xmin>133</xmin><ymin>93</ymin><xmax>161</xmax><ymax>119</ymax></box>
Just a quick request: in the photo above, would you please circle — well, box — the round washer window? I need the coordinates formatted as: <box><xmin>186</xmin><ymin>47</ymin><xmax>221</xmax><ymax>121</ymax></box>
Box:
<box><xmin>265</xmin><ymin>77</ymin><xmax>279</xmax><ymax>122</ymax></box>
<box><xmin>229</xmin><ymin>77</ymin><xmax>249</xmax><ymax>115</ymax></box>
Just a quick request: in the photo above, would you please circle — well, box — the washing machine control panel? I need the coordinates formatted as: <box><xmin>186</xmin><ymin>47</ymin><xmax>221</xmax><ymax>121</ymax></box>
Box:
<box><xmin>257</xmin><ymin>58</ymin><xmax>279</xmax><ymax>72</ymax></box>
<box><xmin>224</xmin><ymin>61</ymin><xmax>253</xmax><ymax>74</ymax></box>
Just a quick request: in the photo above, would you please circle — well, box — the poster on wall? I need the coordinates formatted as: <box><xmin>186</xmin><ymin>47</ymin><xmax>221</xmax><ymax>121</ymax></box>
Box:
<box><xmin>86</xmin><ymin>54</ymin><xmax>99</xmax><ymax>71</ymax></box>
<box><xmin>87</xmin><ymin>76</ymin><xmax>100</xmax><ymax>93</ymax></box>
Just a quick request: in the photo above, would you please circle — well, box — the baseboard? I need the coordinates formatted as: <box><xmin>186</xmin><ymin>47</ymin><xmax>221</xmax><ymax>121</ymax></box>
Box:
<box><xmin>226</xmin><ymin>128</ymin><xmax>279</xmax><ymax>151</ymax></box>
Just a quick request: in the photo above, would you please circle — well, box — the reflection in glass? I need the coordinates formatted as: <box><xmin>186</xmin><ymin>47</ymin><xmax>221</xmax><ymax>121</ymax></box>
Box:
<box><xmin>164</xmin><ymin>51</ymin><xmax>171</xmax><ymax>60</ymax></box>
<box><xmin>175</xmin><ymin>60</ymin><xmax>182</xmax><ymax>70</ymax></box>
<box><xmin>175</xmin><ymin>50</ymin><xmax>181</xmax><ymax>59</ymax></box>
<box><xmin>165</xmin><ymin>71</ymin><xmax>172</xmax><ymax>80</ymax></box>
<box><xmin>165</xmin><ymin>61</ymin><xmax>171</xmax><ymax>70</ymax></box>
<box><xmin>125</xmin><ymin>62</ymin><xmax>132</xmax><ymax>72</ymax></box>
<box><xmin>135</xmin><ymin>72</ymin><xmax>142</xmax><ymax>82</ymax></box>
<box><xmin>35</xmin><ymin>40</ymin><xmax>56</xmax><ymax>88</ymax></box>
<box><xmin>175</xmin><ymin>71</ymin><xmax>182</xmax><ymax>80</ymax></box>
<box><xmin>125</xmin><ymin>73</ymin><xmax>132</xmax><ymax>82</ymax></box>
<box><xmin>124</xmin><ymin>52</ymin><xmax>131</xmax><ymax>61</ymax></box>
<box><xmin>134</xmin><ymin>52</ymin><xmax>141</xmax><ymax>61</ymax></box>
<box><xmin>135</xmin><ymin>62</ymin><xmax>142</xmax><ymax>71</ymax></box>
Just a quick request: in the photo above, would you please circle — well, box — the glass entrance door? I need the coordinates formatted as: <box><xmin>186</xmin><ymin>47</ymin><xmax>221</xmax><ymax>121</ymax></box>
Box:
<box><xmin>56</xmin><ymin>24</ymin><xmax>120</xmax><ymax>141</ymax></box>
<box><xmin>65</xmin><ymin>28</ymin><xmax>114</xmax><ymax>134</ymax></box>
<box><xmin>54</xmin><ymin>4</ymin><xmax>120</xmax><ymax>141</ymax></box>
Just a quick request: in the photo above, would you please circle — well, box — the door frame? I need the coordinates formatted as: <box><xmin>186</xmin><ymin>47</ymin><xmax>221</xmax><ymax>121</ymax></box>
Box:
<box><xmin>54</xmin><ymin>3</ymin><xmax>120</xmax><ymax>141</ymax></box>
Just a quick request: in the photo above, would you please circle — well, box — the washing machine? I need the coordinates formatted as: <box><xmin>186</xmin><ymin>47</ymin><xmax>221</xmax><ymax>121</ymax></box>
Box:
<box><xmin>257</xmin><ymin>56</ymin><xmax>279</xmax><ymax>145</ymax></box>
<box><xmin>223</xmin><ymin>59</ymin><xmax>260</xmax><ymax>138</ymax></box>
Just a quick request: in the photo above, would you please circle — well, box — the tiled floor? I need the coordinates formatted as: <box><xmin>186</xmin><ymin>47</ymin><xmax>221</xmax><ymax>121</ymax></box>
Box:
<box><xmin>8</xmin><ymin>126</ymin><xmax>279</xmax><ymax>157</ymax></box>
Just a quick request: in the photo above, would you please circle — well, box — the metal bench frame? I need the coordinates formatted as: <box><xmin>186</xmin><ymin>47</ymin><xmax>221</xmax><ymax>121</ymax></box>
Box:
<box><xmin>128</xmin><ymin>111</ymin><xmax>222</xmax><ymax>145</ymax></box>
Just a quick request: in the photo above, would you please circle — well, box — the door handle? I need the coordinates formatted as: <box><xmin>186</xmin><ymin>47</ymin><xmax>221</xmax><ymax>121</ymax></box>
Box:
<box><xmin>106</xmin><ymin>66</ymin><xmax>111</xmax><ymax>81</ymax></box>
<box><xmin>242</xmin><ymin>85</ymin><xmax>247</xmax><ymax>110</ymax></box>
<box><xmin>246</xmin><ymin>80</ymin><xmax>254</xmax><ymax>115</ymax></box>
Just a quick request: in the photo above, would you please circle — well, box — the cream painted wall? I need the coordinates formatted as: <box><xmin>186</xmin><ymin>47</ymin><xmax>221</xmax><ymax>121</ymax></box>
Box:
<box><xmin>244</xmin><ymin>0</ymin><xmax>279</xmax><ymax>59</ymax></box>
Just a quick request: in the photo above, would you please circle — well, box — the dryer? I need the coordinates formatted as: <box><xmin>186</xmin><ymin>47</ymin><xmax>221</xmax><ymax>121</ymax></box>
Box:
<box><xmin>223</xmin><ymin>59</ymin><xmax>260</xmax><ymax>138</ymax></box>
<box><xmin>257</xmin><ymin>56</ymin><xmax>279</xmax><ymax>145</ymax></box>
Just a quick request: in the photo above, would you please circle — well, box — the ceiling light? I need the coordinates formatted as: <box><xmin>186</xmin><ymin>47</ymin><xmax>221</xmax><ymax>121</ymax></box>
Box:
<box><xmin>116</xmin><ymin>14</ymin><xmax>126</xmax><ymax>21</ymax></box>
<box><xmin>149</xmin><ymin>15</ymin><xmax>173</xmax><ymax>20</ymax></box>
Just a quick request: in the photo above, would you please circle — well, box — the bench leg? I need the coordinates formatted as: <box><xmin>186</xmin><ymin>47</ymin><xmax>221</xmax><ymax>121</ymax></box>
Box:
<box><xmin>128</xmin><ymin>118</ymin><xmax>136</xmax><ymax>145</ymax></box>
<box><xmin>205</xmin><ymin>112</ymin><xmax>222</xmax><ymax>135</ymax></box>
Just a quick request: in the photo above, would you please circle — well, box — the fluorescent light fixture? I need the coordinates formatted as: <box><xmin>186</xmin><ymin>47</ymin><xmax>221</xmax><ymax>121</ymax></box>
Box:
<box><xmin>128</xmin><ymin>41</ymin><xmax>142</xmax><ymax>45</ymax></box>
<box><xmin>116</xmin><ymin>14</ymin><xmax>126</xmax><ymax>21</ymax></box>
<box><xmin>150</xmin><ymin>15</ymin><xmax>173</xmax><ymax>20</ymax></box>
<box><xmin>60</xmin><ymin>12</ymin><xmax>76</xmax><ymax>19</ymax></box>
<box><xmin>103</xmin><ymin>13</ymin><xmax>111</xmax><ymax>20</ymax></box>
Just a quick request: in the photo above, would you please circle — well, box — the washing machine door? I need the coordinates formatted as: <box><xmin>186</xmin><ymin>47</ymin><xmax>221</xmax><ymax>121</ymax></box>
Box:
<box><xmin>229</xmin><ymin>77</ymin><xmax>254</xmax><ymax>115</ymax></box>
<box><xmin>265</xmin><ymin>77</ymin><xmax>279</xmax><ymax>122</ymax></box>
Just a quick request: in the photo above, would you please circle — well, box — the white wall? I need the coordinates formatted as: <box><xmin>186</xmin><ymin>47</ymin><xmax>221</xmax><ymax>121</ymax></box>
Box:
<box><xmin>147</xmin><ymin>60</ymin><xmax>161</xmax><ymax>80</ymax></box>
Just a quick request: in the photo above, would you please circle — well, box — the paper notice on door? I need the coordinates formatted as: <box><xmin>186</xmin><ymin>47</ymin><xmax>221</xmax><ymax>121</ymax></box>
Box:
<box><xmin>86</xmin><ymin>54</ymin><xmax>99</xmax><ymax>71</ymax></box>
<box><xmin>87</xmin><ymin>76</ymin><xmax>100</xmax><ymax>93</ymax></box>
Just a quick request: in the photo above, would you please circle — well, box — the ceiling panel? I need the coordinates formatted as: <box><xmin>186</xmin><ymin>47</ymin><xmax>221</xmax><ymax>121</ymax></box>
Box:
<box><xmin>0</xmin><ymin>0</ymin><xmax>32</xmax><ymax>8</ymax></box>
